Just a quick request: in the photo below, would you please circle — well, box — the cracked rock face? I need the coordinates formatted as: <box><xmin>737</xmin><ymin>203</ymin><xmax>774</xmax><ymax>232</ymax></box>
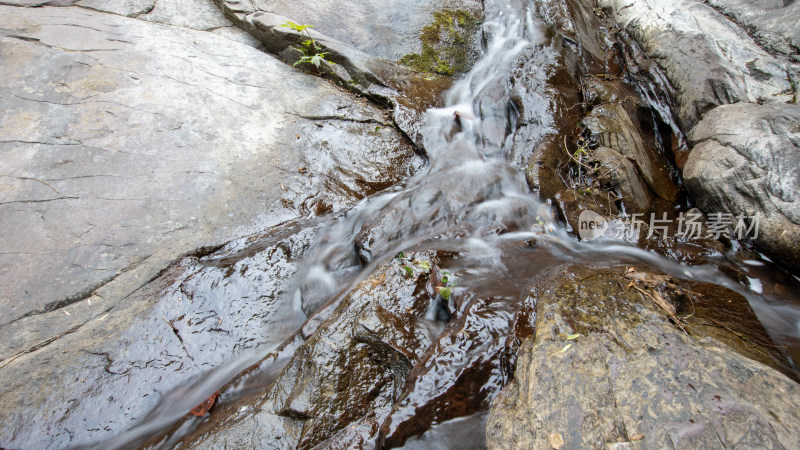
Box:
<box><xmin>0</xmin><ymin>5</ymin><xmax>420</xmax><ymax>448</ymax></box>
<box><xmin>598</xmin><ymin>0</ymin><xmax>799</xmax><ymax>130</ymax></box>
<box><xmin>9</xmin><ymin>0</ymin><xmax>261</xmax><ymax>46</ymax></box>
<box><xmin>685</xmin><ymin>103</ymin><xmax>800</xmax><ymax>270</ymax></box>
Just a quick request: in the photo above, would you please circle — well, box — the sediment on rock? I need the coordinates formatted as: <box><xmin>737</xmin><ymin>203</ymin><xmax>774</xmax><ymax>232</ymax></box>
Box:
<box><xmin>487</xmin><ymin>265</ymin><xmax>800</xmax><ymax>449</ymax></box>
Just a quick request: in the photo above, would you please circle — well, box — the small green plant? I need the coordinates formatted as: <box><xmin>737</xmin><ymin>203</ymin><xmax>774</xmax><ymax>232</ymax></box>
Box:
<box><xmin>439</xmin><ymin>271</ymin><xmax>455</xmax><ymax>300</ymax></box>
<box><xmin>441</xmin><ymin>271</ymin><xmax>452</xmax><ymax>285</ymax></box>
<box><xmin>415</xmin><ymin>260</ymin><xmax>432</xmax><ymax>271</ymax></box>
<box><xmin>403</xmin><ymin>265</ymin><xmax>414</xmax><ymax>278</ymax></box>
<box><xmin>280</xmin><ymin>21</ymin><xmax>335</xmax><ymax>70</ymax></box>
<box><xmin>280</xmin><ymin>21</ymin><xmax>314</xmax><ymax>34</ymax></box>
<box><xmin>294</xmin><ymin>53</ymin><xmax>332</xmax><ymax>69</ymax></box>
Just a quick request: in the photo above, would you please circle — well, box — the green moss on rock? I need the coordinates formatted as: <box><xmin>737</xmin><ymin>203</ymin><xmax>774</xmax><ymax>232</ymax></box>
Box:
<box><xmin>399</xmin><ymin>9</ymin><xmax>480</xmax><ymax>76</ymax></box>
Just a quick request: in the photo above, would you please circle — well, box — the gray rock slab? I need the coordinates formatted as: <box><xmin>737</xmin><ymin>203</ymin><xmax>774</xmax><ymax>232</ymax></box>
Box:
<box><xmin>75</xmin><ymin>0</ymin><xmax>156</xmax><ymax>17</ymax></box>
<box><xmin>487</xmin><ymin>268</ymin><xmax>800</xmax><ymax>449</ymax></box>
<box><xmin>706</xmin><ymin>0</ymin><xmax>800</xmax><ymax>56</ymax></box>
<box><xmin>73</xmin><ymin>0</ymin><xmax>260</xmax><ymax>46</ymax></box>
<box><xmin>685</xmin><ymin>102</ymin><xmax>800</xmax><ymax>270</ymax></box>
<box><xmin>0</xmin><ymin>9</ymin><xmax>419</xmax><ymax>447</ymax></box>
<box><xmin>598</xmin><ymin>0</ymin><xmax>798</xmax><ymax>130</ymax></box>
<box><xmin>249</xmin><ymin>0</ymin><xmax>483</xmax><ymax>62</ymax></box>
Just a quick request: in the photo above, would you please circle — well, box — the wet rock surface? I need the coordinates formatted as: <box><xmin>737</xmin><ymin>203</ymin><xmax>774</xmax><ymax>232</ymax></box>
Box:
<box><xmin>598</xmin><ymin>0</ymin><xmax>798</xmax><ymax>130</ymax></box>
<box><xmin>487</xmin><ymin>265</ymin><xmax>800</xmax><ymax>449</ymax></box>
<box><xmin>705</xmin><ymin>0</ymin><xmax>800</xmax><ymax>57</ymax></box>
<box><xmin>517</xmin><ymin>0</ymin><xmax>680</xmax><ymax>233</ymax></box>
<box><xmin>685</xmin><ymin>103</ymin><xmax>800</xmax><ymax>270</ymax></box>
<box><xmin>0</xmin><ymin>4</ymin><xmax>421</xmax><ymax>448</ymax></box>
<box><xmin>0</xmin><ymin>219</ymin><xmax>319</xmax><ymax>449</ymax></box>
<box><xmin>243</xmin><ymin>0</ymin><xmax>482</xmax><ymax>63</ymax></box>
<box><xmin>170</xmin><ymin>248</ymin><xmax>543</xmax><ymax>448</ymax></box>
<box><xmin>1</xmin><ymin>0</ymin><xmax>800</xmax><ymax>447</ymax></box>
<box><xmin>248</xmin><ymin>254</ymin><xmax>442</xmax><ymax>449</ymax></box>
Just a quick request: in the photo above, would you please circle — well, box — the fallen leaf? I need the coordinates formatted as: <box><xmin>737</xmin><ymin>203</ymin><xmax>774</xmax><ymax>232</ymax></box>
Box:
<box><xmin>631</xmin><ymin>285</ymin><xmax>687</xmax><ymax>333</ymax></box>
<box><xmin>190</xmin><ymin>391</ymin><xmax>220</xmax><ymax>417</ymax></box>
<box><xmin>631</xmin><ymin>434</ymin><xmax>644</xmax><ymax>441</ymax></box>
<box><xmin>368</xmin><ymin>272</ymin><xmax>387</xmax><ymax>290</ymax></box>
<box><xmin>549</xmin><ymin>432</ymin><xmax>564</xmax><ymax>449</ymax></box>
<box><xmin>567</xmin><ymin>333</ymin><xmax>581</xmax><ymax>340</ymax></box>
<box><xmin>558</xmin><ymin>343</ymin><xmax>572</xmax><ymax>354</ymax></box>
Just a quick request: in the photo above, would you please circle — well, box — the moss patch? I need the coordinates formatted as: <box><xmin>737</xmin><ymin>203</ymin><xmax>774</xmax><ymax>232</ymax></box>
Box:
<box><xmin>399</xmin><ymin>9</ymin><xmax>480</xmax><ymax>76</ymax></box>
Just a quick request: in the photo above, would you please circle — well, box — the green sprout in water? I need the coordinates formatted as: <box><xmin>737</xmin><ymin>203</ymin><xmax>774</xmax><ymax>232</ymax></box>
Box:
<box><xmin>415</xmin><ymin>260</ymin><xmax>432</xmax><ymax>271</ymax></box>
<box><xmin>439</xmin><ymin>271</ymin><xmax>455</xmax><ymax>300</ymax></box>
<box><xmin>441</xmin><ymin>271</ymin><xmax>454</xmax><ymax>286</ymax></box>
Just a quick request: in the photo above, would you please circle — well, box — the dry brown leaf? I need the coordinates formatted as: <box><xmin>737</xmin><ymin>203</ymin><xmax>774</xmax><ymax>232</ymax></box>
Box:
<box><xmin>190</xmin><ymin>391</ymin><xmax>220</xmax><ymax>417</ymax></box>
<box><xmin>549</xmin><ymin>432</ymin><xmax>564</xmax><ymax>449</ymax></box>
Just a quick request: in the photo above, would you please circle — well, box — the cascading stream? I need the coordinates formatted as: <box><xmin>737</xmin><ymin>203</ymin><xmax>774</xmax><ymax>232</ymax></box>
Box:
<box><xmin>92</xmin><ymin>1</ymin><xmax>800</xmax><ymax>447</ymax></box>
<box><xmin>290</xmin><ymin>4</ymin><xmax>559</xmax><ymax>316</ymax></box>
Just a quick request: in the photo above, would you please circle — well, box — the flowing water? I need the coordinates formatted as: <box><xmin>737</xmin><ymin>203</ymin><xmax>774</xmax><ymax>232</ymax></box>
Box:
<box><xmin>88</xmin><ymin>1</ymin><xmax>800</xmax><ymax>448</ymax></box>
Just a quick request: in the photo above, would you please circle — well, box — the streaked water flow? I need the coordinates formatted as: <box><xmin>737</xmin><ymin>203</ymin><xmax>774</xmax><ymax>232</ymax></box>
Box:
<box><xmin>92</xmin><ymin>2</ymin><xmax>800</xmax><ymax>448</ymax></box>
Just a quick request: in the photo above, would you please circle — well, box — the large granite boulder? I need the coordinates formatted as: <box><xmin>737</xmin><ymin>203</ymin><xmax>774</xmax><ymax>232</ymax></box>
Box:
<box><xmin>598</xmin><ymin>0</ymin><xmax>798</xmax><ymax>130</ymax></box>
<box><xmin>0</xmin><ymin>4</ymin><xmax>419</xmax><ymax>448</ymax></box>
<box><xmin>487</xmin><ymin>266</ymin><xmax>800</xmax><ymax>449</ymax></box>
<box><xmin>685</xmin><ymin>103</ymin><xmax>800</xmax><ymax>270</ymax></box>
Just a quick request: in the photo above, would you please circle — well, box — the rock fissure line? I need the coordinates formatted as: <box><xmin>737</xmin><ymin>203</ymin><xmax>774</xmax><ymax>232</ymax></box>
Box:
<box><xmin>0</xmin><ymin>321</ymin><xmax>88</xmax><ymax>370</ymax></box>
<box><xmin>287</xmin><ymin>113</ymin><xmax>391</xmax><ymax>127</ymax></box>
<box><xmin>702</xmin><ymin>0</ymin><xmax>800</xmax><ymax>59</ymax></box>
